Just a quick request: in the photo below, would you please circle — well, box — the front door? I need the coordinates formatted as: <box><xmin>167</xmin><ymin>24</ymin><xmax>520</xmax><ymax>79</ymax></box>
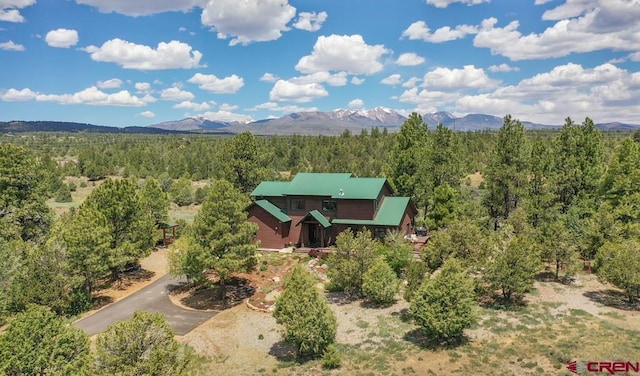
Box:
<box><xmin>308</xmin><ymin>223</ymin><xmax>319</xmax><ymax>245</ymax></box>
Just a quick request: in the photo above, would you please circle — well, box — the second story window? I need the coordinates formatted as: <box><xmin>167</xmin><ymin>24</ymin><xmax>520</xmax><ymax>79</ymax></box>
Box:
<box><xmin>290</xmin><ymin>199</ymin><xmax>305</xmax><ymax>211</ymax></box>
<box><xmin>322</xmin><ymin>200</ymin><xmax>337</xmax><ymax>212</ymax></box>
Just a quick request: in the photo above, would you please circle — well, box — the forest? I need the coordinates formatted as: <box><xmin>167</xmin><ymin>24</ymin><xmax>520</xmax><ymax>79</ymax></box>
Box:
<box><xmin>0</xmin><ymin>113</ymin><xmax>639</xmax><ymax>374</ymax></box>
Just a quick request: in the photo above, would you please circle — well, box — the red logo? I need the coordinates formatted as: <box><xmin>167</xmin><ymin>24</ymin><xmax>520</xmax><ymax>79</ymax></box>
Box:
<box><xmin>567</xmin><ymin>360</ymin><xmax>640</xmax><ymax>375</ymax></box>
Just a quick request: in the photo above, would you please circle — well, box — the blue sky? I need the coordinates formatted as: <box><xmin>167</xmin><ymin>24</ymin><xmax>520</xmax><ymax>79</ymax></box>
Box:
<box><xmin>1</xmin><ymin>0</ymin><xmax>639</xmax><ymax>127</ymax></box>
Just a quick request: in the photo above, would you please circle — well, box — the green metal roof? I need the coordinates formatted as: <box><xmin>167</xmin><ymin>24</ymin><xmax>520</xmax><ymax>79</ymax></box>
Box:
<box><xmin>332</xmin><ymin>197</ymin><xmax>411</xmax><ymax>226</ymax></box>
<box><xmin>307</xmin><ymin>210</ymin><xmax>332</xmax><ymax>228</ymax></box>
<box><xmin>253</xmin><ymin>199</ymin><xmax>291</xmax><ymax>223</ymax></box>
<box><xmin>250</xmin><ymin>173</ymin><xmax>388</xmax><ymax>200</ymax></box>
<box><xmin>251</xmin><ymin>181</ymin><xmax>290</xmax><ymax>197</ymax></box>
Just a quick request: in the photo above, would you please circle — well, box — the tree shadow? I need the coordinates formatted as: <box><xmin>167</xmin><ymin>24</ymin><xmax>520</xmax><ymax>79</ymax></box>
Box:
<box><xmin>268</xmin><ymin>341</ymin><xmax>299</xmax><ymax>362</ymax></box>
<box><xmin>325</xmin><ymin>291</ymin><xmax>359</xmax><ymax>305</ymax></box>
<box><xmin>583</xmin><ymin>289</ymin><xmax>639</xmax><ymax>311</ymax></box>
<box><xmin>392</xmin><ymin>308</ymin><xmax>413</xmax><ymax>323</ymax></box>
<box><xmin>403</xmin><ymin>328</ymin><xmax>469</xmax><ymax>350</ymax></box>
<box><xmin>167</xmin><ymin>277</ymin><xmax>255</xmax><ymax>311</ymax></box>
<box><xmin>359</xmin><ymin>299</ymin><xmax>396</xmax><ymax>309</ymax></box>
<box><xmin>477</xmin><ymin>294</ymin><xmax>529</xmax><ymax>312</ymax></box>
<box><xmin>534</xmin><ymin>271</ymin><xmax>557</xmax><ymax>282</ymax></box>
<box><xmin>91</xmin><ymin>295</ymin><xmax>114</xmax><ymax>310</ymax></box>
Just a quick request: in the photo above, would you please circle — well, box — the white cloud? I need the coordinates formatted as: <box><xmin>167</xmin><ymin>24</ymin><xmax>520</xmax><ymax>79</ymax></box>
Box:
<box><xmin>290</xmin><ymin>71</ymin><xmax>348</xmax><ymax>87</ymax></box>
<box><xmin>35</xmin><ymin>87</ymin><xmax>146</xmax><ymax>106</ymax></box>
<box><xmin>197</xmin><ymin>110</ymin><xmax>253</xmax><ymax>123</ymax></box>
<box><xmin>402</xmin><ymin>21</ymin><xmax>478</xmax><ymax>43</ymax></box>
<box><xmin>84</xmin><ymin>38</ymin><xmax>203</xmax><ymax>70</ymax></box>
<box><xmin>296</xmin><ymin>34</ymin><xmax>389</xmax><ymax>75</ymax></box>
<box><xmin>293</xmin><ymin>11</ymin><xmax>327</xmax><ymax>32</ymax></box>
<box><xmin>396</xmin><ymin>52</ymin><xmax>425</xmax><ymax>66</ymax></box>
<box><xmin>475</xmin><ymin>1</ymin><xmax>640</xmax><ymax>61</ymax></box>
<box><xmin>201</xmin><ymin>0</ymin><xmax>296</xmax><ymax>46</ymax></box>
<box><xmin>269</xmin><ymin>80</ymin><xmax>328</xmax><ymax>103</ymax></box>
<box><xmin>348</xmin><ymin>98</ymin><xmax>364</xmax><ymax>109</ymax></box>
<box><xmin>535</xmin><ymin>0</ymin><xmax>554</xmax><ymax>4</ymax></box>
<box><xmin>160</xmin><ymin>87</ymin><xmax>195</xmax><ymax>101</ymax></box>
<box><xmin>135</xmin><ymin>82</ymin><xmax>151</xmax><ymax>92</ymax></box>
<box><xmin>488</xmin><ymin>63</ymin><xmax>519</xmax><ymax>73</ymax></box>
<box><xmin>403</xmin><ymin>77</ymin><xmax>421</xmax><ymax>88</ymax></box>
<box><xmin>260</xmin><ymin>73</ymin><xmax>279</xmax><ymax>82</ymax></box>
<box><xmin>630</xmin><ymin>52</ymin><xmax>640</xmax><ymax>62</ymax></box>
<box><xmin>139</xmin><ymin>111</ymin><xmax>155</xmax><ymax>118</ymax></box>
<box><xmin>381</xmin><ymin>74</ymin><xmax>402</xmax><ymax>86</ymax></box>
<box><xmin>97</xmin><ymin>78</ymin><xmax>123</xmax><ymax>89</ymax></box>
<box><xmin>45</xmin><ymin>28</ymin><xmax>79</xmax><ymax>48</ymax></box>
<box><xmin>74</xmin><ymin>0</ymin><xmax>201</xmax><ymax>16</ymax></box>
<box><xmin>425</xmin><ymin>0</ymin><xmax>488</xmax><ymax>7</ymax></box>
<box><xmin>173</xmin><ymin>100</ymin><xmax>210</xmax><ymax>111</ymax></box>
<box><xmin>0</xmin><ymin>40</ymin><xmax>25</xmax><ymax>51</ymax></box>
<box><xmin>0</xmin><ymin>0</ymin><xmax>35</xmax><ymax>22</ymax></box>
<box><xmin>1</xmin><ymin>87</ymin><xmax>38</xmax><ymax>101</ymax></box>
<box><xmin>219</xmin><ymin>103</ymin><xmax>237</xmax><ymax>111</ymax></box>
<box><xmin>251</xmin><ymin>102</ymin><xmax>318</xmax><ymax>113</ymax></box>
<box><xmin>351</xmin><ymin>77</ymin><xmax>365</xmax><ymax>85</ymax></box>
<box><xmin>423</xmin><ymin>65</ymin><xmax>498</xmax><ymax>90</ymax></box>
<box><xmin>141</xmin><ymin>94</ymin><xmax>157</xmax><ymax>103</ymax></box>
<box><xmin>187</xmin><ymin>73</ymin><xmax>244</xmax><ymax>94</ymax></box>
<box><xmin>398</xmin><ymin>87</ymin><xmax>460</xmax><ymax>112</ymax></box>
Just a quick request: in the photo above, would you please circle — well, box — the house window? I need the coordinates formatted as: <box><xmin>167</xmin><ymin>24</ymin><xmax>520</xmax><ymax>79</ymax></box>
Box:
<box><xmin>373</xmin><ymin>227</ymin><xmax>386</xmax><ymax>239</ymax></box>
<box><xmin>290</xmin><ymin>199</ymin><xmax>305</xmax><ymax>211</ymax></box>
<box><xmin>322</xmin><ymin>200</ymin><xmax>337</xmax><ymax>212</ymax></box>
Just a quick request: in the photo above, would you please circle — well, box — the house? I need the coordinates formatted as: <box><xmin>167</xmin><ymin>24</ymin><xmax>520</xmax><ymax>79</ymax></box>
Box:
<box><xmin>247</xmin><ymin>173</ymin><xmax>417</xmax><ymax>249</ymax></box>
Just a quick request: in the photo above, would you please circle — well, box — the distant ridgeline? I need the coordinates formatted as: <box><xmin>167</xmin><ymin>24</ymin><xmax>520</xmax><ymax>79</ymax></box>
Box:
<box><xmin>0</xmin><ymin>120</ymin><xmax>231</xmax><ymax>135</ymax></box>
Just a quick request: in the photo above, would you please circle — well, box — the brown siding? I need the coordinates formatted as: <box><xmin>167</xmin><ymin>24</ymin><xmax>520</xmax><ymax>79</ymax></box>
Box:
<box><xmin>247</xmin><ymin>206</ymin><xmax>289</xmax><ymax>249</ymax></box>
<box><xmin>336</xmin><ymin>199</ymin><xmax>375</xmax><ymax>220</ymax></box>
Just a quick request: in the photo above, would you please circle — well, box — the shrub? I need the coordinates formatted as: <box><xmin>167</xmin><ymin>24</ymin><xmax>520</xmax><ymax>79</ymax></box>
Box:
<box><xmin>362</xmin><ymin>259</ymin><xmax>399</xmax><ymax>305</ymax></box>
<box><xmin>322</xmin><ymin>344</ymin><xmax>342</xmax><ymax>369</ymax></box>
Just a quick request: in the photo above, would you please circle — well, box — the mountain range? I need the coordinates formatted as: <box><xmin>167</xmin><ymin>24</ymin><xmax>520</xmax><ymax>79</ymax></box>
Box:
<box><xmin>2</xmin><ymin>109</ymin><xmax>639</xmax><ymax>135</ymax></box>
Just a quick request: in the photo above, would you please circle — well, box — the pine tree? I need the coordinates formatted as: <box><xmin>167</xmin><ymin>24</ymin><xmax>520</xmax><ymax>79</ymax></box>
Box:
<box><xmin>0</xmin><ymin>305</ymin><xmax>90</xmax><ymax>375</ymax></box>
<box><xmin>190</xmin><ymin>179</ymin><xmax>258</xmax><ymax>299</ymax></box>
<box><xmin>595</xmin><ymin>239</ymin><xmax>640</xmax><ymax>303</ymax></box>
<box><xmin>273</xmin><ymin>264</ymin><xmax>337</xmax><ymax>358</ymax></box>
<box><xmin>94</xmin><ymin>311</ymin><xmax>197</xmax><ymax>375</ymax></box>
<box><xmin>327</xmin><ymin>228</ymin><xmax>380</xmax><ymax>296</ymax></box>
<box><xmin>139</xmin><ymin>178</ymin><xmax>170</xmax><ymax>225</ymax></box>
<box><xmin>362</xmin><ymin>259</ymin><xmax>399</xmax><ymax>305</ymax></box>
<box><xmin>410</xmin><ymin>258</ymin><xmax>477</xmax><ymax>342</ymax></box>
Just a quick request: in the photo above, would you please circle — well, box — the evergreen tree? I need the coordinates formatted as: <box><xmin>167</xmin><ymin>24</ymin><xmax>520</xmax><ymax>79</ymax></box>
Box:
<box><xmin>430</xmin><ymin>123</ymin><xmax>462</xmax><ymax>188</ymax></box>
<box><xmin>526</xmin><ymin>138</ymin><xmax>555</xmax><ymax>228</ymax></box>
<box><xmin>427</xmin><ymin>182</ymin><xmax>460</xmax><ymax>230</ymax></box>
<box><xmin>327</xmin><ymin>228</ymin><xmax>380</xmax><ymax>296</ymax></box>
<box><xmin>220</xmin><ymin>132</ymin><xmax>272</xmax><ymax>193</ymax></box>
<box><xmin>539</xmin><ymin>215</ymin><xmax>578</xmax><ymax>280</ymax></box>
<box><xmin>81</xmin><ymin>178</ymin><xmax>155</xmax><ymax>280</ymax></box>
<box><xmin>139</xmin><ymin>178</ymin><xmax>170</xmax><ymax>225</ymax></box>
<box><xmin>410</xmin><ymin>258</ymin><xmax>477</xmax><ymax>342</ymax></box>
<box><xmin>595</xmin><ymin>239</ymin><xmax>640</xmax><ymax>303</ymax></box>
<box><xmin>422</xmin><ymin>219</ymin><xmax>489</xmax><ymax>272</ymax></box>
<box><xmin>273</xmin><ymin>264</ymin><xmax>337</xmax><ymax>358</ymax></box>
<box><xmin>362</xmin><ymin>259</ymin><xmax>399</xmax><ymax>305</ymax></box>
<box><xmin>0</xmin><ymin>305</ymin><xmax>90</xmax><ymax>375</ymax></box>
<box><xmin>190</xmin><ymin>179</ymin><xmax>258</xmax><ymax>299</ymax></box>
<box><xmin>0</xmin><ymin>144</ymin><xmax>53</xmax><ymax>242</ymax></box>
<box><xmin>95</xmin><ymin>311</ymin><xmax>197</xmax><ymax>375</ymax></box>
<box><xmin>484</xmin><ymin>225</ymin><xmax>539</xmax><ymax>303</ymax></box>
<box><xmin>483</xmin><ymin>115</ymin><xmax>528</xmax><ymax>225</ymax></box>
<box><xmin>169</xmin><ymin>177</ymin><xmax>194</xmax><ymax>207</ymax></box>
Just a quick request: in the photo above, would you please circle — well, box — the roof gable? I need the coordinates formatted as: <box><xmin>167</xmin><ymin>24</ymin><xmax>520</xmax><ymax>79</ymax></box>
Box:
<box><xmin>251</xmin><ymin>199</ymin><xmax>291</xmax><ymax>223</ymax></box>
<box><xmin>332</xmin><ymin>196</ymin><xmax>411</xmax><ymax>226</ymax></box>
<box><xmin>250</xmin><ymin>173</ymin><xmax>389</xmax><ymax>200</ymax></box>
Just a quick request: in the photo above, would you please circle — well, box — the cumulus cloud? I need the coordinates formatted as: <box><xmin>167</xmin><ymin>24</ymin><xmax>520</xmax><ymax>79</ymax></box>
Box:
<box><xmin>381</xmin><ymin>74</ymin><xmax>402</xmax><ymax>86</ymax></box>
<box><xmin>97</xmin><ymin>78</ymin><xmax>123</xmax><ymax>89</ymax></box>
<box><xmin>475</xmin><ymin>1</ymin><xmax>640</xmax><ymax>61</ymax></box>
<box><xmin>75</xmin><ymin>0</ymin><xmax>201</xmax><ymax>16</ymax></box>
<box><xmin>348</xmin><ymin>98</ymin><xmax>364</xmax><ymax>109</ymax></box>
<box><xmin>173</xmin><ymin>100</ymin><xmax>211</xmax><ymax>111</ymax></box>
<box><xmin>135</xmin><ymin>82</ymin><xmax>152</xmax><ymax>92</ymax></box>
<box><xmin>403</xmin><ymin>77</ymin><xmax>421</xmax><ymax>88</ymax></box>
<box><xmin>1</xmin><ymin>87</ymin><xmax>38</xmax><ymax>101</ymax></box>
<box><xmin>293</xmin><ymin>11</ymin><xmax>327</xmax><ymax>32</ymax></box>
<box><xmin>0</xmin><ymin>0</ymin><xmax>35</xmax><ymax>22</ymax></box>
<box><xmin>0</xmin><ymin>40</ymin><xmax>25</xmax><ymax>51</ymax></box>
<box><xmin>260</xmin><ymin>73</ymin><xmax>279</xmax><ymax>82</ymax></box>
<box><xmin>251</xmin><ymin>102</ymin><xmax>318</xmax><ymax>113</ymax></box>
<box><xmin>139</xmin><ymin>111</ymin><xmax>155</xmax><ymax>118</ymax></box>
<box><xmin>423</xmin><ymin>65</ymin><xmax>498</xmax><ymax>90</ymax></box>
<box><xmin>488</xmin><ymin>63</ymin><xmax>519</xmax><ymax>73</ymax></box>
<box><xmin>351</xmin><ymin>77</ymin><xmax>365</xmax><ymax>85</ymax></box>
<box><xmin>160</xmin><ymin>87</ymin><xmax>195</xmax><ymax>101</ymax></box>
<box><xmin>84</xmin><ymin>39</ymin><xmax>203</xmax><ymax>70</ymax></box>
<box><xmin>2</xmin><ymin>85</ymin><xmax>149</xmax><ymax>107</ymax></box>
<box><xmin>197</xmin><ymin>110</ymin><xmax>253</xmax><ymax>123</ymax></box>
<box><xmin>426</xmin><ymin>0</ymin><xmax>488</xmax><ymax>7</ymax></box>
<box><xmin>201</xmin><ymin>0</ymin><xmax>296</xmax><ymax>46</ymax></box>
<box><xmin>396</xmin><ymin>52</ymin><xmax>425</xmax><ymax>66</ymax></box>
<box><xmin>296</xmin><ymin>34</ymin><xmax>389</xmax><ymax>75</ymax></box>
<box><xmin>290</xmin><ymin>71</ymin><xmax>348</xmax><ymax>87</ymax></box>
<box><xmin>45</xmin><ymin>28</ymin><xmax>79</xmax><ymax>48</ymax></box>
<box><xmin>402</xmin><ymin>21</ymin><xmax>478</xmax><ymax>43</ymax></box>
<box><xmin>187</xmin><ymin>73</ymin><xmax>244</xmax><ymax>94</ymax></box>
<box><xmin>269</xmin><ymin>80</ymin><xmax>328</xmax><ymax>102</ymax></box>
